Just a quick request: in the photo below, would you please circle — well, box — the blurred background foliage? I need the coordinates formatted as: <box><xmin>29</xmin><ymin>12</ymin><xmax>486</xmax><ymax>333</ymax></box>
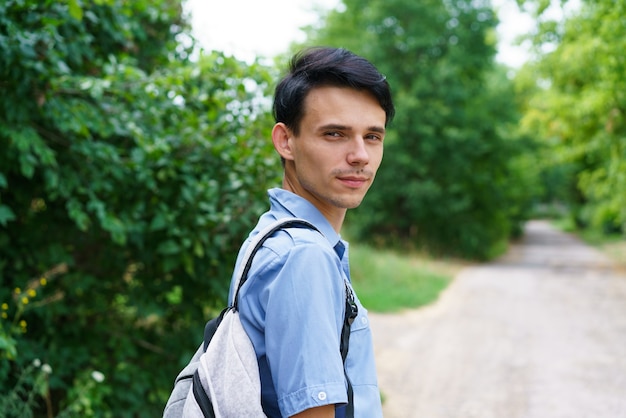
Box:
<box><xmin>0</xmin><ymin>0</ymin><xmax>623</xmax><ymax>416</ymax></box>
<box><xmin>301</xmin><ymin>0</ymin><xmax>538</xmax><ymax>259</ymax></box>
<box><xmin>515</xmin><ymin>0</ymin><xmax>626</xmax><ymax>233</ymax></box>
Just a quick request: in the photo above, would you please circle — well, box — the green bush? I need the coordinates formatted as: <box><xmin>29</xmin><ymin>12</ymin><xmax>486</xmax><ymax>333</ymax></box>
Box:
<box><xmin>1</xmin><ymin>1</ymin><xmax>280</xmax><ymax>415</ymax></box>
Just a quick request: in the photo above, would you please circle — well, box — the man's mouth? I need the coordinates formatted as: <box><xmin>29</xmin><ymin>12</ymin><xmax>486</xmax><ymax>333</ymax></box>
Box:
<box><xmin>337</xmin><ymin>176</ymin><xmax>369</xmax><ymax>188</ymax></box>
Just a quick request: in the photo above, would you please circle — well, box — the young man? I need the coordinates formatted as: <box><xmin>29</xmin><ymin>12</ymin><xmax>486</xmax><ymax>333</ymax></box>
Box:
<box><xmin>231</xmin><ymin>47</ymin><xmax>394</xmax><ymax>417</ymax></box>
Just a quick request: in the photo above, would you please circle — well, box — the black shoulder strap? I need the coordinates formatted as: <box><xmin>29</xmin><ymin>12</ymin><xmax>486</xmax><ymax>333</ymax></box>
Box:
<box><xmin>192</xmin><ymin>370</ymin><xmax>215</xmax><ymax>418</ymax></box>
<box><xmin>232</xmin><ymin>217</ymin><xmax>317</xmax><ymax>311</ymax></box>
<box><xmin>341</xmin><ymin>282</ymin><xmax>358</xmax><ymax>418</ymax></box>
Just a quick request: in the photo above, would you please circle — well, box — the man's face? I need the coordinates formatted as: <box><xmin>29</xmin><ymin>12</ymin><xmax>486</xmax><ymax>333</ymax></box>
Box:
<box><xmin>280</xmin><ymin>86</ymin><xmax>386</xmax><ymax>217</ymax></box>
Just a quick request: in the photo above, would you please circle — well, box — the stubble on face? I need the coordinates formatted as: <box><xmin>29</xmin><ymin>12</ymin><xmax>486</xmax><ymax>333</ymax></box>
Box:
<box><xmin>297</xmin><ymin>173</ymin><xmax>369</xmax><ymax>210</ymax></box>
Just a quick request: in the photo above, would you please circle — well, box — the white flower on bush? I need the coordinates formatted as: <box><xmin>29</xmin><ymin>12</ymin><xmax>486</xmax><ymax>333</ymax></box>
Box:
<box><xmin>41</xmin><ymin>364</ymin><xmax>52</xmax><ymax>374</ymax></box>
<box><xmin>32</xmin><ymin>358</ymin><xmax>42</xmax><ymax>367</ymax></box>
<box><xmin>91</xmin><ymin>370</ymin><xmax>105</xmax><ymax>383</ymax></box>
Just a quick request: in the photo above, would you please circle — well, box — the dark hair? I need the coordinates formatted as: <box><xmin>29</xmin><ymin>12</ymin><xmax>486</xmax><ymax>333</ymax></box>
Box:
<box><xmin>272</xmin><ymin>47</ymin><xmax>395</xmax><ymax>135</ymax></box>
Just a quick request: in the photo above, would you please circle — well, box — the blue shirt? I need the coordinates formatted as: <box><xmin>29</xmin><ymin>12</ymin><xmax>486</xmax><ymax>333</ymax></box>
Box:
<box><xmin>228</xmin><ymin>188</ymin><xmax>383</xmax><ymax>418</ymax></box>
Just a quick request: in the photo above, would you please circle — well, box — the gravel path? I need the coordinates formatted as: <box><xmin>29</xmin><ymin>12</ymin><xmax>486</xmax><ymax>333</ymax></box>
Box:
<box><xmin>370</xmin><ymin>220</ymin><xmax>626</xmax><ymax>418</ymax></box>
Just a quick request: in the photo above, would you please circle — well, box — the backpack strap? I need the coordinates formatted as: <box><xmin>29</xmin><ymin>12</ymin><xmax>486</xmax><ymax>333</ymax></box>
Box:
<box><xmin>192</xmin><ymin>370</ymin><xmax>216</xmax><ymax>418</ymax></box>
<box><xmin>232</xmin><ymin>217</ymin><xmax>318</xmax><ymax>312</ymax></box>
<box><xmin>341</xmin><ymin>281</ymin><xmax>358</xmax><ymax>418</ymax></box>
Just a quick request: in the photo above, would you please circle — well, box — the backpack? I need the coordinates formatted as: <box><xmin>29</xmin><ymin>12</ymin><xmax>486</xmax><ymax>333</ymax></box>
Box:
<box><xmin>163</xmin><ymin>217</ymin><xmax>358</xmax><ymax>418</ymax></box>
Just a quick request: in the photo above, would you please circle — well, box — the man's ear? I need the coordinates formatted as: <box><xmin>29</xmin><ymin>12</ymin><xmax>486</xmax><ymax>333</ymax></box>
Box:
<box><xmin>271</xmin><ymin>123</ymin><xmax>295</xmax><ymax>161</ymax></box>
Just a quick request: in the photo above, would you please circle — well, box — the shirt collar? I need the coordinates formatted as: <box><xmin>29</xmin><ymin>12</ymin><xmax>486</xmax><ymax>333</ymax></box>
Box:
<box><xmin>268</xmin><ymin>188</ymin><xmax>343</xmax><ymax>250</ymax></box>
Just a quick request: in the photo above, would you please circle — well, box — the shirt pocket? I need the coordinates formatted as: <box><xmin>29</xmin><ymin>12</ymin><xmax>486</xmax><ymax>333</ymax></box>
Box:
<box><xmin>350</xmin><ymin>304</ymin><xmax>371</xmax><ymax>332</ymax></box>
<box><xmin>345</xmin><ymin>305</ymin><xmax>379</xmax><ymax>383</ymax></box>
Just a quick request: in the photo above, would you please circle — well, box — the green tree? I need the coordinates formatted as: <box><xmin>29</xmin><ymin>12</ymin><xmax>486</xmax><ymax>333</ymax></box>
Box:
<box><xmin>1</xmin><ymin>0</ymin><xmax>279</xmax><ymax>415</ymax></box>
<box><xmin>303</xmin><ymin>0</ymin><xmax>536</xmax><ymax>259</ymax></box>
<box><xmin>517</xmin><ymin>0</ymin><xmax>626</xmax><ymax>233</ymax></box>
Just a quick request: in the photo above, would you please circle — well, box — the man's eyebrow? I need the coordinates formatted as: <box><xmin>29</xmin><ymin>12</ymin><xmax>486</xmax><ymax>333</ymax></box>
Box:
<box><xmin>368</xmin><ymin>126</ymin><xmax>386</xmax><ymax>134</ymax></box>
<box><xmin>318</xmin><ymin>124</ymin><xmax>386</xmax><ymax>133</ymax></box>
<box><xmin>319</xmin><ymin>123</ymin><xmax>350</xmax><ymax>131</ymax></box>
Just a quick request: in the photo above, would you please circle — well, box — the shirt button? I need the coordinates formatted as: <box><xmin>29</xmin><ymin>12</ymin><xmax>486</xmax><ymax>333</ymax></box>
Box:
<box><xmin>361</xmin><ymin>316</ymin><xmax>368</xmax><ymax>325</ymax></box>
<box><xmin>317</xmin><ymin>391</ymin><xmax>327</xmax><ymax>401</ymax></box>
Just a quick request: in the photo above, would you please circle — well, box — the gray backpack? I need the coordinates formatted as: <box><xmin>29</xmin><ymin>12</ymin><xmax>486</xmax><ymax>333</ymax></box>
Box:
<box><xmin>163</xmin><ymin>218</ymin><xmax>357</xmax><ymax>418</ymax></box>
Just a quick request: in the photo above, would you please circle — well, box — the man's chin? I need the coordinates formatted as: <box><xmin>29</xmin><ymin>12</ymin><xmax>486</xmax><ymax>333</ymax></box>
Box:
<box><xmin>339</xmin><ymin>197</ymin><xmax>365</xmax><ymax>209</ymax></box>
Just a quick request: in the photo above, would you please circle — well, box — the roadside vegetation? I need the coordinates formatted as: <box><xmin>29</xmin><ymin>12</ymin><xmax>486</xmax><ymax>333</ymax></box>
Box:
<box><xmin>350</xmin><ymin>243</ymin><xmax>467</xmax><ymax>313</ymax></box>
<box><xmin>583</xmin><ymin>234</ymin><xmax>626</xmax><ymax>269</ymax></box>
<box><xmin>552</xmin><ymin>218</ymin><xmax>626</xmax><ymax>269</ymax></box>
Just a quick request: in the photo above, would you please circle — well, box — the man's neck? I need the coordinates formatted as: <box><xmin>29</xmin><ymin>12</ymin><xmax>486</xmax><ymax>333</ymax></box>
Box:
<box><xmin>281</xmin><ymin>179</ymin><xmax>346</xmax><ymax>233</ymax></box>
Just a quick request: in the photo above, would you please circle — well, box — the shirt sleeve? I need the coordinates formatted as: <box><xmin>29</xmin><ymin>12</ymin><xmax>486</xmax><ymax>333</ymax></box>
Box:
<box><xmin>263</xmin><ymin>242</ymin><xmax>348</xmax><ymax>417</ymax></box>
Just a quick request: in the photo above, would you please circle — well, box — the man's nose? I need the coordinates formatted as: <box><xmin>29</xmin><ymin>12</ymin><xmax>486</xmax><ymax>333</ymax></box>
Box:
<box><xmin>347</xmin><ymin>137</ymin><xmax>369</xmax><ymax>165</ymax></box>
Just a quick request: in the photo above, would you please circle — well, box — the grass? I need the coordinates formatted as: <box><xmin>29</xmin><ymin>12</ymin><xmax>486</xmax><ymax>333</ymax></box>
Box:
<box><xmin>577</xmin><ymin>228</ymin><xmax>626</xmax><ymax>268</ymax></box>
<box><xmin>349</xmin><ymin>243</ymin><xmax>467</xmax><ymax>313</ymax></box>
<box><xmin>601</xmin><ymin>241</ymin><xmax>626</xmax><ymax>267</ymax></box>
<box><xmin>550</xmin><ymin>218</ymin><xmax>626</xmax><ymax>268</ymax></box>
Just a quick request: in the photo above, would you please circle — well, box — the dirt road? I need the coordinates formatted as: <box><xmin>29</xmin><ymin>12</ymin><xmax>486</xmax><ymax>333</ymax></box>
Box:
<box><xmin>370</xmin><ymin>220</ymin><xmax>626</xmax><ymax>418</ymax></box>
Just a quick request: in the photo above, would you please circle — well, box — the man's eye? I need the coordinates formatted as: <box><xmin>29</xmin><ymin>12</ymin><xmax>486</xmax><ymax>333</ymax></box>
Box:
<box><xmin>325</xmin><ymin>131</ymin><xmax>342</xmax><ymax>137</ymax></box>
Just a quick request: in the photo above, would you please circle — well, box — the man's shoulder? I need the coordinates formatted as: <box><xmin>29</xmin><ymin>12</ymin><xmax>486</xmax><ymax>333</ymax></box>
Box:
<box><xmin>239</xmin><ymin>220</ymin><xmax>341</xmax><ymax>293</ymax></box>
<box><xmin>258</xmin><ymin>220</ymin><xmax>332</xmax><ymax>258</ymax></box>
